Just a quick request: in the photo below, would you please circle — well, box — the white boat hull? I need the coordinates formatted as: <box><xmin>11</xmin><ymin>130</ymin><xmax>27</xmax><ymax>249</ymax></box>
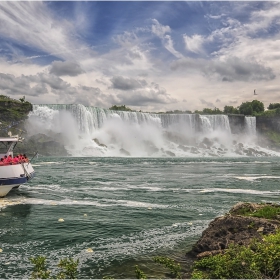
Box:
<box><xmin>0</xmin><ymin>163</ymin><xmax>35</xmax><ymax>197</ymax></box>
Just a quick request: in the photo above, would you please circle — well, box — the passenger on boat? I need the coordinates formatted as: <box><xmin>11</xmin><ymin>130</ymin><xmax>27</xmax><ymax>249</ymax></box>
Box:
<box><xmin>3</xmin><ymin>155</ymin><xmax>8</xmax><ymax>164</ymax></box>
<box><xmin>0</xmin><ymin>158</ymin><xmax>4</xmax><ymax>165</ymax></box>
<box><xmin>13</xmin><ymin>156</ymin><xmax>19</xmax><ymax>164</ymax></box>
<box><xmin>23</xmin><ymin>154</ymin><xmax>29</xmax><ymax>162</ymax></box>
<box><xmin>7</xmin><ymin>155</ymin><xmax>13</xmax><ymax>164</ymax></box>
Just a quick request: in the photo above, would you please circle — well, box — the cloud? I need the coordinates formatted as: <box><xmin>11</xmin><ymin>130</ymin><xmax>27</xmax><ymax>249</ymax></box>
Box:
<box><xmin>151</xmin><ymin>19</ymin><xmax>171</xmax><ymax>38</ymax></box>
<box><xmin>171</xmin><ymin>56</ymin><xmax>275</xmax><ymax>82</ymax></box>
<box><xmin>114</xmin><ymin>82</ymin><xmax>177</xmax><ymax>106</ymax></box>
<box><xmin>72</xmin><ymin>85</ymin><xmax>114</xmax><ymax>108</ymax></box>
<box><xmin>0</xmin><ymin>72</ymin><xmax>73</xmax><ymax>97</ymax></box>
<box><xmin>0</xmin><ymin>2</ymin><xmax>92</xmax><ymax>63</ymax></box>
<box><xmin>49</xmin><ymin>61</ymin><xmax>84</xmax><ymax>77</ymax></box>
<box><xmin>200</xmin><ymin>99</ymin><xmax>215</xmax><ymax>108</ymax></box>
<box><xmin>150</xmin><ymin>19</ymin><xmax>183</xmax><ymax>59</ymax></box>
<box><xmin>110</xmin><ymin>76</ymin><xmax>148</xmax><ymax>91</ymax></box>
<box><xmin>183</xmin><ymin>34</ymin><xmax>206</xmax><ymax>54</ymax></box>
<box><xmin>163</xmin><ymin>35</ymin><xmax>184</xmax><ymax>59</ymax></box>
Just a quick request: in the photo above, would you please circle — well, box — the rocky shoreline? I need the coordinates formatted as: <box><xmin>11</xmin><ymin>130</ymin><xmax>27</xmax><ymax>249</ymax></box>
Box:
<box><xmin>182</xmin><ymin>202</ymin><xmax>280</xmax><ymax>278</ymax></box>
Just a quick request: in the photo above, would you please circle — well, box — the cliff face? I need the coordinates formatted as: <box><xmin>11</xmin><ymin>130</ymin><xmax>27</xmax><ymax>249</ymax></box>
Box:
<box><xmin>256</xmin><ymin>116</ymin><xmax>280</xmax><ymax>150</ymax></box>
<box><xmin>228</xmin><ymin>114</ymin><xmax>245</xmax><ymax>134</ymax></box>
<box><xmin>256</xmin><ymin>116</ymin><xmax>280</xmax><ymax>133</ymax></box>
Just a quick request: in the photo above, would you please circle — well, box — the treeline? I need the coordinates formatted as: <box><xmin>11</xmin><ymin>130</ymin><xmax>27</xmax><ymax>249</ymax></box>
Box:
<box><xmin>195</xmin><ymin>100</ymin><xmax>265</xmax><ymax>116</ymax></box>
<box><xmin>110</xmin><ymin>100</ymin><xmax>280</xmax><ymax>116</ymax></box>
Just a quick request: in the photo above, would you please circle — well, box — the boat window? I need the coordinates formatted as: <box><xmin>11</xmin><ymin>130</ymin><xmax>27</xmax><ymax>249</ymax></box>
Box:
<box><xmin>0</xmin><ymin>141</ymin><xmax>13</xmax><ymax>154</ymax></box>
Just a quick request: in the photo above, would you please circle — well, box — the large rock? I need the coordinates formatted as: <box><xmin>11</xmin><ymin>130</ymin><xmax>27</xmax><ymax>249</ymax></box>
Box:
<box><xmin>188</xmin><ymin>202</ymin><xmax>280</xmax><ymax>259</ymax></box>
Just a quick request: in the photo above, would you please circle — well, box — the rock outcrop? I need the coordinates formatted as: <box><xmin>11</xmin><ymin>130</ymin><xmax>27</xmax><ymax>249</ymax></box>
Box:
<box><xmin>188</xmin><ymin>202</ymin><xmax>280</xmax><ymax>259</ymax></box>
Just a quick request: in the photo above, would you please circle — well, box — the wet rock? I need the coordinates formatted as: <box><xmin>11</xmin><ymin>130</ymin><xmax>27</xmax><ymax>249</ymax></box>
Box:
<box><xmin>93</xmin><ymin>138</ymin><xmax>107</xmax><ymax>148</ymax></box>
<box><xmin>237</xmin><ymin>143</ymin><xmax>244</xmax><ymax>149</ymax></box>
<box><xmin>198</xmin><ymin>142</ymin><xmax>207</xmax><ymax>149</ymax></box>
<box><xmin>201</xmin><ymin>137</ymin><xmax>213</xmax><ymax>148</ymax></box>
<box><xmin>143</xmin><ymin>140</ymin><xmax>159</xmax><ymax>155</ymax></box>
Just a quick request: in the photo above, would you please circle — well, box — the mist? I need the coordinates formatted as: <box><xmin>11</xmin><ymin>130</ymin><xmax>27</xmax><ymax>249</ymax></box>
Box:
<box><xmin>25</xmin><ymin>104</ymin><xmax>280</xmax><ymax>157</ymax></box>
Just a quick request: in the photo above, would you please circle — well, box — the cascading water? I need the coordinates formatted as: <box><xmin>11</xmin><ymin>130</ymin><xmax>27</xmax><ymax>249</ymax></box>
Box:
<box><xmin>26</xmin><ymin>104</ymin><xmax>276</xmax><ymax>157</ymax></box>
<box><xmin>244</xmin><ymin>116</ymin><xmax>257</xmax><ymax>135</ymax></box>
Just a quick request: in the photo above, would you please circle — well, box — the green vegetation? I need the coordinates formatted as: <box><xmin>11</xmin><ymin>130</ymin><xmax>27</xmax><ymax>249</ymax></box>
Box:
<box><xmin>239</xmin><ymin>100</ymin><xmax>264</xmax><ymax>115</ymax></box>
<box><xmin>0</xmin><ymin>95</ymin><xmax>32</xmax><ymax>136</ymax></box>
<box><xmin>223</xmin><ymin>105</ymin><xmax>239</xmax><ymax>114</ymax></box>
<box><xmin>234</xmin><ymin>204</ymin><xmax>280</xmax><ymax>220</ymax></box>
<box><xmin>153</xmin><ymin>256</ymin><xmax>182</xmax><ymax>278</ymax></box>
<box><xmin>268</xmin><ymin>103</ymin><xmax>280</xmax><ymax>110</ymax></box>
<box><xmin>109</xmin><ymin>105</ymin><xmax>133</xmax><ymax>111</ymax></box>
<box><xmin>263</xmin><ymin>130</ymin><xmax>280</xmax><ymax>148</ymax></box>
<box><xmin>191</xmin><ymin>230</ymin><xmax>280</xmax><ymax>279</ymax></box>
<box><xmin>30</xmin><ymin>256</ymin><xmax>79</xmax><ymax>279</ymax></box>
<box><xmin>195</xmin><ymin>107</ymin><xmax>223</xmax><ymax>115</ymax></box>
<box><xmin>135</xmin><ymin>265</ymin><xmax>147</xmax><ymax>279</ymax></box>
<box><xmin>163</xmin><ymin>110</ymin><xmax>192</xmax><ymax>114</ymax></box>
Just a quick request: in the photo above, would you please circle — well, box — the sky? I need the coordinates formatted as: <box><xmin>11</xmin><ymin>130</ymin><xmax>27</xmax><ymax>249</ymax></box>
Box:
<box><xmin>0</xmin><ymin>1</ymin><xmax>280</xmax><ymax>112</ymax></box>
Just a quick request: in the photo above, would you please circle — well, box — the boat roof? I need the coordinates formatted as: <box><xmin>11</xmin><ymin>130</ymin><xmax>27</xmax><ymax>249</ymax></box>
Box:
<box><xmin>0</xmin><ymin>137</ymin><xmax>19</xmax><ymax>142</ymax></box>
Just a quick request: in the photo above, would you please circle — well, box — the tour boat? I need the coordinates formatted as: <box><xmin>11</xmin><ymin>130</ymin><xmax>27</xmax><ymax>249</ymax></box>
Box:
<box><xmin>0</xmin><ymin>135</ymin><xmax>35</xmax><ymax>197</ymax></box>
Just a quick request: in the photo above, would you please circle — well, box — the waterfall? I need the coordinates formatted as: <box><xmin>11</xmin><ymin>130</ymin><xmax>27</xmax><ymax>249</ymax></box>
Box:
<box><xmin>201</xmin><ymin>115</ymin><xmax>231</xmax><ymax>134</ymax></box>
<box><xmin>26</xmin><ymin>104</ymin><xmax>269</xmax><ymax>157</ymax></box>
<box><xmin>244</xmin><ymin>116</ymin><xmax>256</xmax><ymax>135</ymax></box>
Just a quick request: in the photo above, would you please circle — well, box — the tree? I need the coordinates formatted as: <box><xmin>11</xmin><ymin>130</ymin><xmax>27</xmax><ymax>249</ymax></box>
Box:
<box><xmin>268</xmin><ymin>103</ymin><xmax>280</xmax><ymax>110</ymax></box>
<box><xmin>109</xmin><ymin>105</ymin><xmax>133</xmax><ymax>111</ymax></box>
<box><xmin>251</xmin><ymin>99</ymin><xmax>264</xmax><ymax>113</ymax></box>
<box><xmin>223</xmin><ymin>106</ymin><xmax>239</xmax><ymax>114</ymax></box>
<box><xmin>238</xmin><ymin>102</ymin><xmax>253</xmax><ymax>115</ymax></box>
<box><xmin>19</xmin><ymin>96</ymin><xmax>26</xmax><ymax>103</ymax></box>
<box><xmin>202</xmin><ymin>108</ymin><xmax>223</xmax><ymax>115</ymax></box>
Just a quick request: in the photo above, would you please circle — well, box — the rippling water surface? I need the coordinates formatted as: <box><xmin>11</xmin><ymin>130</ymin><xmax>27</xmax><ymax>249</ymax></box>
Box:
<box><xmin>1</xmin><ymin>157</ymin><xmax>280</xmax><ymax>278</ymax></box>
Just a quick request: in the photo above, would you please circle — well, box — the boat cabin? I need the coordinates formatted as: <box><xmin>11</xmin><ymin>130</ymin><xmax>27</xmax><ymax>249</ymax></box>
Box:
<box><xmin>0</xmin><ymin>137</ymin><xmax>21</xmax><ymax>158</ymax></box>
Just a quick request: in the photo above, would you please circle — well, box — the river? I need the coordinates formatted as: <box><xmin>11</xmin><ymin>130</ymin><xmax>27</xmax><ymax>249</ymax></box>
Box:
<box><xmin>1</xmin><ymin>156</ymin><xmax>280</xmax><ymax>278</ymax></box>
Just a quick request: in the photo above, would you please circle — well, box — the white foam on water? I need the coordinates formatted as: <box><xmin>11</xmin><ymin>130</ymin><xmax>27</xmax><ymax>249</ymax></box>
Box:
<box><xmin>69</xmin><ymin>220</ymin><xmax>209</xmax><ymax>269</ymax></box>
<box><xmin>1</xmin><ymin>197</ymin><xmax>168</xmax><ymax>209</ymax></box>
<box><xmin>0</xmin><ymin>198</ymin><xmax>27</xmax><ymax>210</ymax></box>
<box><xmin>199</xmin><ymin>188</ymin><xmax>280</xmax><ymax>195</ymax></box>
<box><xmin>235</xmin><ymin>175</ymin><xmax>280</xmax><ymax>181</ymax></box>
<box><xmin>39</xmin><ymin>161</ymin><xmax>64</xmax><ymax>165</ymax></box>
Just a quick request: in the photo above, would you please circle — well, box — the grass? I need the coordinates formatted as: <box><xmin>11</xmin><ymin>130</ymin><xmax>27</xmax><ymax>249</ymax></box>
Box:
<box><xmin>234</xmin><ymin>204</ymin><xmax>280</xmax><ymax>220</ymax></box>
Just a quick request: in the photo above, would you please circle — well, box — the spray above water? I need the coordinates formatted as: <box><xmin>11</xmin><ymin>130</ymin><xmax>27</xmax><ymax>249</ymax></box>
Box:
<box><xmin>27</xmin><ymin>104</ymin><xmax>278</xmax><ymax>157</ymax></box>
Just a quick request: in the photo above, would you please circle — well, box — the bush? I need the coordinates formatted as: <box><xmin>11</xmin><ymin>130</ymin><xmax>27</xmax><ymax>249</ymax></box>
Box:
<box><xmin>30</xmin><ymin>256</ymin><xmax>79</xmax><ymax>279</ymax></box>
<box><xmin>191</xmin><ymin>230</ymin><xmax>280</xmax><ymax>279</ymax></box>
<box><xmin>153</xmin><ymin>256</ymin><xmax>182</xmax><ymax>278</ymax></box>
